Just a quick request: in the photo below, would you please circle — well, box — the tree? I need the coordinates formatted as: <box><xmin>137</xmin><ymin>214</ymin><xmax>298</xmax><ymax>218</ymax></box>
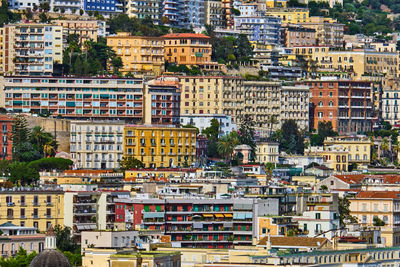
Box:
<box><xmin>203</xmin><ymin>119</ymin><xmax>220</xmax><ymax>158</ymax></box>
<box><xmin>310</xmin><ymin>121</ymin><xmax>338</xmax><ymax>146</ymax></box>
<box><xmin>119</xmin><ymin>156</ymin><xmax>144</xmax><ymax>171</ymax></box>
<box><xmin>8</xmin><ymin>161</ymin><xmax>39</xmax><ymax>185</ymax></box>
<box><xmin>319</xmin><ymin>185</ymin><xmax>328</xmax><ymax>192</ymax></box>
<box><xmin>39</xmin><ymin>2</ymin><xmax>50</xmax><ymax>11</ymax></box>
<box><xmin>0</xmin><ymin>247</ymin><xmax>37</xmax><ymax>266</ymax></box>
<box><xmin>111</xmin><ymin>56</ymin><xmax>123</xmax><ymax>73</ymax></box>
<box><xmin>217</xmin><ymin>132</ymin><xmax>240</xmax><ymax>160</ymax></box>
<box><xmin>0</xmin><ymin>0</ymin><xmax>21</xmax><ymax>26</ymax></box>
<box><xmin>27</xmin><ymin>157</ymin><xmax>73</xmax><ymax>171</ymax></box>
<box><xmin>267</xmin><ymin>115</ymin><xmax>278</xmax><ymax>136</ymax></box>
<box><xmin>339</xmin><ymin>196</ymin><xmax>357</xmax><ymax>227</ymax></box>
<box><xmin>29</xmin><ymin>126</ymin><xmax>57</xmax><ymax>158</ymax></box>
<box><xmin>237</xmin><ymin>114</ymin><xmax>256</xmax><ymax>160</ymax></box>
<box><xmin>54</xmin><ymin>225</ymin><xmax>78</xmax><ymax>252</ymax></box>
<box><xmin>60</xmin><ymin>7</ymin><xmax>65</xmax><ymax>13</ymax></box>
<box><xmin>280</xmin><ymin>120</ymin><xmax>304</xmax><ymax>154</ymax></box>
<box><xmin>79</xmin><ymin>9</ymin><xmax>84</xmax><ymax>15</ymax></box>
<box><xmin>373</xmin><ymin>216</ymin><xmax>385</xmax><ymax>226</ymax></box>
<box><xmin>39</xmin><ymin>13</ymin><xmax>48</xmax><ymax>23</ymax></box>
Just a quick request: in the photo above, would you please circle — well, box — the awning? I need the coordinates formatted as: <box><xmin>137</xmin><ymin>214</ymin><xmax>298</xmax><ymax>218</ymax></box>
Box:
<box><xmin>76</xmin><ymin>224</ymin><xmax>96</xmax><ymax>231</ymax></box>
<box><xmin>215</xmin><ymin>214</ymin><xmax>224</xmax><ymax>218</ymax></box>
<box><xmin>234</xmin><ymin>213</ymin><xmax>246</xmax><ymax>220</ymax></box>
<box><xmin>224</xmin><ymin>214</ymin><xmax>233</xmax><ymax>218</ymax></box>
<box><xmin>193</xmin><ymin>222</ymin><xmax>203</xmax><ymax>229</ymax></box>
<box><xmin>203</xmin><ymin>214</ymin><xmax>213</xmax><ymax>217</ymax></box>
<box><xmin>143</xmin><ymin>212</ymin><xmax>164</xmax><ymax>219</ymax></box>
<box><xmin>245</xmin><ymin>213</ymin><xmax>253</xmax><ymax>219</ymax></box>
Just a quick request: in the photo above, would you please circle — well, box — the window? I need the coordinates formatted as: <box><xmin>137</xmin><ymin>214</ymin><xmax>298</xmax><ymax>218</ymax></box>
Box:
<box><xmin>315</xmin><ymin>213</ymin><xmax>321</xmax><ymax>219</ymax></box>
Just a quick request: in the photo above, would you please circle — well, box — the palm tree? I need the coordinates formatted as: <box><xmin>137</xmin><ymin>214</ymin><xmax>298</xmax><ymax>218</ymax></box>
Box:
<box><xmin>393</xmin><ymin>142</ymin><xmax>400</xmax><ymax>164</ymax></box>
<box><xmin>217</xmin><ymin>132</ymin><xmax>240</xmax><ymax>160</ymax></box>
<box><xmin>43</xmin><ymin>142</ymin><xmax>56</xmax><ymax>158</ymax></box>
<box><xmin>381</xmin><ymin>138</ymin><xmax>389</xmax><ymax>158</ymax></box>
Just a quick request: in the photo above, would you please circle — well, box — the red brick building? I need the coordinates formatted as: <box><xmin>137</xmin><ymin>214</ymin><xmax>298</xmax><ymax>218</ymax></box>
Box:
<box><xmin>300</xmin><ymin>80</ymin><xmax>374</xmax><ymax>134</ymax></box>
<box><xmin>0</xmin><ymin>115</ymin><xmax>13</xmax><ymax>160</ymax></box>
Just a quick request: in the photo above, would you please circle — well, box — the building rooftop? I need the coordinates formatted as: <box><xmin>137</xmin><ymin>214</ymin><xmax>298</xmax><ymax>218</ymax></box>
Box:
<box><xmin>258</xmin><ymin>236</ymin><xmax>329</xmax><ymax>248</ymax></box>
<box><xmin>162</xmin><ymin>33</ymin><xmax>210</xmax><ymax>39</ymax></box>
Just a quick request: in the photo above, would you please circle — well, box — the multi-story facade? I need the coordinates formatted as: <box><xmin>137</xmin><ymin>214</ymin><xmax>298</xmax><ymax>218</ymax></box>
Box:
<box><xmin>205</xmin><ymin>0</ymin><xmax>224</xmax><ymax>28</ymax></box>
<box><xmin>350</xmin><ymin>191</ymin><xmax>400</xmax><ymax>247</ymax></box>
<box><xmin>162</xmin><ymin>0</ymin><xmax>205</xmax><ymax>29</ymax></box>
<box><xmin>0</xmin><ymin>189</ymin><xmax>64</xmax><ymax>232</ymax></box>
<box><xmin>1</xmin><ymin>76</ymin><xmax>144</xmax><ymax>121</ymax></box>
<box><xmin>233</xmin><ymin>14</ymin><xmax>281</xmax><ymax>45</ymax></box>
<box><xmin>124</xmin><ymin>0</ymin><xmax>162</xmax><ymax>23</ymax></box>
<box><xmin>83</xmin><ymin>0</ymin><xmax>123</xmax><ymax>16</ymax></box>
<box><xmin>0</xmin><ymin>115</ymin><xmax>13</xmax><ymax>160</ymax></box>
<box><xmin>180</xmin><ymin>114</ymin><xmax>236</xmax><ymax>136</ymax></box>
<box><xmin>163</xmin><ymin>33</ymin><xmax>222</xmax><ymax>71</ymax></box>
<box><xmin>300</xmin><ymin>17</ymin><xmax>344</xmax><ymax>47</ymax></box>
<box><xmin>2</xmin><ymin>24</ymin><xmax>63</xmax><ymax>76</ymax></box>
<box><xmin>382</xmin><ymin>78</ymin><xmax>400</xmax><ymax>124</ymax></box>
<box><xmin>107</xmin><ymin>32</ymin><xmax>164</xmax><ymax>75</ymax></box>
<box><xmin>280</xmin><ymin>85</ymin><xmax>310</xmax><ymax>131</ymax></box>
<box><xmin>265</xmin><ymin>8</ymin><xmax>309</xmax><ymax>24</ymax></box>
<box><xmin>303</xmin><ymin>80</ymin><xmax>374</xmax><ymax>134</ymax></box>
<box><xmin>53</xmin><ymin>20</ymin><xmax>104</xmax><ymax>46</ymax></box>
<box><xmin>123</xmin><ymin>125</ymin><xmax>197</xmax><ymax>168</ymax></box>
<box><xmin>256</xmin><ymin>141</ymin><xmax>279</xmax><ymax>164</ymax></box>
<box><xmin>324</xmin><ymin>136</ymin><xmax>372</xmax><ymax>168</ymax></box>
<box><xmin>307</xmin><ymin>145</ymin><xmax>348</xmax><ymax>172</ymax></box>
<box><xmin>70</xmin><ymin>121</ymin><xmax>125</xmax><ymax>169</ymax></box>
<box><xmin>115</xmin><ymin>198</ymin><xmax>274</xmax><ymax>248</ymax></box>
<box><xmin>282</xmin><ymin>26</ymin><xmax>316</xmax><ymax>47</ymax></box>
<box><xmin>144</xmin><ymin>78</ymin><xmax>181</xmax><ymax>125</ymax></box>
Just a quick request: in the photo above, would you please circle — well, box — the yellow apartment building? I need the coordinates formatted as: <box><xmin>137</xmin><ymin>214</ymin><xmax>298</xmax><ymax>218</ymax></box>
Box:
<box><xmin>123</xmin><ymin>125</ymin><xmax>197</xmax><ymax>168</ymax></box>
<box><xmin>162</xmin><ymin>33</ymin><xmax>223</xmax><ymax>71</ymax></box>
<box><xmin>53</xmin><ymin>20</ymin><xmax>100</xmax><ymax>45</ymax></box>
<box><xmin>306</xmin><ymin>145</ymin><xmax>348</xmax><ymax>172</ymax></box>
<box><xmin>124</xmin><ymin>168</ymin><xmax>199</xmax><ymax>182</ymax></box>
<box><xmin>0</xmin><ymin>189</ymin><xmax>64</xmax><ymax>232</ymax></box>
<box><xmin>294</xmin><ymin>46</ymin><xmax>399</xmax><ymax>78</ymax></box>
<box><xmin>350</xmin><ymin>191</ymin><xmax>400</xmax><ymax>247</ymax></box>
<box><xmin>300</xmin><ymin>16</ymin><xmax>344</xmax><ymax>47</ymax></box>
<box><xmin>256</xmin><ymin>141</ymin><xmax>279</xmax><ymax>164</ymax></box>
<box><xmin>257</xmin><ymin>216</ymin><xmax>289</xmax><ymax>239</ymax></box>
<box><xmin>266</xmin><ymin>0</ymin><xmax>287</xmax><ymax>8</ymax></box>
<box><xmin>324</xmin><ymin>136</ymin><xmax>372</xmax><ymax>168</ymax></box>
<box><xmin>265</xmin><ymin>8</ymin><xmax>310</xmax><ymax>24</ymax></box>
<box><xmin>107</xmin><ymin>32</ymin><xmax>164</xmax><ymax>75</ymax></box>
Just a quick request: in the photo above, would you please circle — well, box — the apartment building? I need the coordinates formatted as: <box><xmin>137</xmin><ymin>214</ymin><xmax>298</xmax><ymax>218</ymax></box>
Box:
<box><xmin>114</xmin><ymin>198</ymin><xmax>274</xmax><ymax>248</ymax></box>
<box><xmin>265</xmin><ymin>8</ymin><xmax>310</xmax><ymax>24</ymax></box>
<box><xmin>2</xmin><ymin>24</ymin><xmax>63</xmax><ymax>76</ymax></box>
<box><xmin>205</xmin><ymin>0</ymin><xmax>225</xmax><ymax>27</ymax></box>
<box><xmin>350</xmin><ymin>191</ymin><xmax>400</xmax><ymax>247</ymax></box>
<box><xmin>0</xmin><ymin>115</ymin><xmax>13</xmax><ymax>160</ymax></box>
<box><xmin>300</xmin><ymin>17</ymin><xmax>344</xmax><ymax>47</ymax></box>
<box><xmin>162</xmin><ymin>0</ymin><xmax>205</xmax><ymax>29</ymax></box>
<box><xmin>382</xmin><ymin>78</ymin><xmax>400</xmax><ymax>124</ymax></box>
<box><xmin>124</xmin><ymin>0</ymin><xmax>162</xmax><ymax>23</ymax></box>
<box><xmin>324</xmin><ymin>136</ymin><xmax>372</xmax><ymax>168</ymax></box>
<box><xmin>163</xmin><ymin>33</ymin><xmax>222</xmax><ymax>71</ymax></box>
<box><xmin>293</xmin><ymin>193</ymin><xmax>340</xmax><ymax>240</ymax></box>
<box><xmin>70</xmin><ymin>121</ymin><xmax>125</xmax><ymax>169</ymax></box>
<box><xmin>242</xmin><ymin>81</ymin><xmax>281</xmax><ymax>133</ymax></box>
<box><xmin>53</xmin><ymin>20</ymin><xmax>105</xmax><ymax>46</ymax></box>
<box><xmin>256</xmin><ymin>141</ymin><xmax>279</xmax><ymax>164</ymax></box>
<box><xmin>107</xmin><ymin>32</ymin><xmax>164</xmax><ymax>75</ymax></box>
<box><xmin>123</xmin><ymin>125</ymin><xmax>197</xmax><ymax>168</ymax></box>
<box><xmin>180</xmin><ymin>114</ymin><xmax>236</xmax><ymax>136</ymax></box>
<box><xmin>1</xmin><ymin>76</ymin><xmax>144</xmax><ymax>121</ymax></box>
<box><xmin>81</xmin><ymin>230</ymin><xmax>139</xmax><ymax>253</ymax></box>
<box><xmin>82</xmin><ymin>0</ymin><xmax>123</xmax><ymax>16</ymax></box>
<box><xmin>306</xmin><ymin>145</ymin><xmax>348</xmax><ymax>172</ymax></box>
<box><xmin>282</xmin><ymin>26</ymin><xmax>316</xmax><ymax>47</ymax></box>
<box><xmin>302</xmin><ymin>80</ymin><xmax>374</xmax><ymax>134</ymax></box>
<box><xmin>0</xmin><ymin>188</ymin><xmax>64</xmax><ymax>232</ymax></box>
<box><xmin>144</xmin><ymin>78</ymin><xmax>181</xmax><ymax>125</ymax></box>
<box><xmin>233</xmin><ymin>14</ymin><xmax>281</xmax><ymax>45</ymax></box>
<box><xmin>280</xmin><ymin>85</ymin><xmax>310</xmax><ymax>131</ymax></box>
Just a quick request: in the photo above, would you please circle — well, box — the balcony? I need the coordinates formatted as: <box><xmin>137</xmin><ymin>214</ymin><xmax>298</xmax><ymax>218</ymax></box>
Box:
<box><xmin>46</xmin><ymin>202</ymin><xmax>53</xmax><ymax>207</ymax></box>
<box><xmin>7</xmin><ymin>202</ymin><xmax>15</xmax><ymax>207</ymax></box>
<box><xmin>32</xmin><ymin>201</ymin><xmax>40</xmax><ymax>206</ymax></box>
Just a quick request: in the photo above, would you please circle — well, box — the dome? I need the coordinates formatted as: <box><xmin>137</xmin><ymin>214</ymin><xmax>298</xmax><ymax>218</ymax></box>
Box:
<box><xmin>29</xmin><ymin>250</ymin><xmax>72</xmax><ymax>267</ymax></box>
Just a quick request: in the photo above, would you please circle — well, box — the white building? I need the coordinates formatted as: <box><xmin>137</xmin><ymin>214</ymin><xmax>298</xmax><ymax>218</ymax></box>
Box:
<box><xmin>180</xmin><ymin>114</ymin><xmax>236</xmax><ymax>136</ymax></box>
<box><xmin>280</xmin><ymin>85</ymin><xmax>310</xmax><ymax>131</ymax></box>
<box><xmin>70</xmin><ymin>121</ymin><xmax>125</xmax><ymax>169</ymax></box>
<box><xmin>81</xmin><ymin>231</ymin><xmax>139</xmax><ymax>253</ymax></box>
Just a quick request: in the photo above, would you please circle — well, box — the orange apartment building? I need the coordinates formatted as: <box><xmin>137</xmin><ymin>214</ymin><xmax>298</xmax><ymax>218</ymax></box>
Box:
<box><xmin>162</xmin><ymin>33</ymin><xmax>224</xmax><ymax>72</ymax></box>
<box><xmin>282</xmin><ymin>26</ymin><xmax>316</xmax><ymax>47</ymax></box>
<box><xmin>300</xmin><ymin>80</ymin><xmax>374</xmax><ymax>134</ymax></box>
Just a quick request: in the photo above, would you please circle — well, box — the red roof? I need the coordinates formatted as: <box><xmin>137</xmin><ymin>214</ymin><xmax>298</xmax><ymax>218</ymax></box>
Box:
<box><xmin>333</xmin><ymin>175</ymin><xmax>365</xmax><ymax>185</ymax></box>
<box><xmin>356</xmin><ymin>191</ymin><xmax>400</xmax><ymax>199</ymax></box>
<box><xmin>162</xmin><ymin>33</ymin><xmax>210</xmax><ymax>39</ymax></box>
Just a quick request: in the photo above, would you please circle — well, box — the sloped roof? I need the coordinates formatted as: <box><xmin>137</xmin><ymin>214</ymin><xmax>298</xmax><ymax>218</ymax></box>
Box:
<box><xmin>333</xmin><ymin>175</ymin><xmax>365</xmax><ymax>185</ymax></box>
<box><xmin>356</xmin><ymin>191</ymin><xmax>400</xmax><ymax>199</ymax></box>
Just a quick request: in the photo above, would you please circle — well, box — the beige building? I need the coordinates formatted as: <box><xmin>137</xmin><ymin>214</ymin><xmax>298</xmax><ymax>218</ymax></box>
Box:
<box><xmin>1</xmin><ymin>23</ymin><xmax>63</xmax><ymax>76</ymax></box>
<box><xmin>205</xmin><ymin>0</ymin><xmax>225</xmax><ymax>27</ymax></box>
<box><xmin>53</xmin><ymin>20</ymin><xmax>102</xmax><ymax>46</ymax></box>
<box><xmin>256</xmin><ymin>141</ymin><xmax>279</xmax><ymax>164</ymax></box>
<box><xmin>281</xmin><ymin>85</ymin><xmax>309</xmax><ymax>131</ymax></box>
<box><xmin>300</xmin><ymin>17</ymin><xmax>344</xmax><ymax>47</ymax></box>
<box><xmin>70</xmin><ymin>121</ymin><xmax>125</xmax><ymax>169</ymax></box>
<box><xmin>324</xmin><ymin>136</ymin><xmax>372</xmax><ymax>168</ymax></box>
<box><xmin>81</xmin><ymin>231</ymin><xmax>139</xmax><ymax>253</ymax></box>
<box><xmin>107</xmin><ymin>32</ymin><xmax>164</xmax><ymax>75</ymax></box>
